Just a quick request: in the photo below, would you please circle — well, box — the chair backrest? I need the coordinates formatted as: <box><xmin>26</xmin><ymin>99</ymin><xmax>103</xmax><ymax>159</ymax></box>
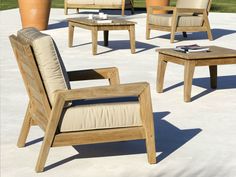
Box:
<box><xmin>176</xmin><ymin>0</ymin><xmax>211</xmax><ymax>11</ymax></box>
<box><xmin>16</xmin><ymin>28</ymin><xmax>71</xmax><ymax>106</ymax></box>
<box><xmin>9</xmin><ymin>28</ymin><xmax>71</xmax><ymax>130</ymax></box>
<box><xmin>9</xmin><ymin>35</ymin><xmax>51</xmax><ymax>130</ymax></box>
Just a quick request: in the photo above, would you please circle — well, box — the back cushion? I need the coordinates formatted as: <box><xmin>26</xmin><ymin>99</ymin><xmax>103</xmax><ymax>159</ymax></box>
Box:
<box><xmin>67</xmin><ymin>0</ymin><xmax>94</xmax><ymax>5</ymax></box>
<box><xmin>17</xmin><ymin>28</ymin><xmax>71</xmax><ymax>106</ymax></box>
<box><xmin>95</xmin><ymin>0</ymin><xmax>123</xmax><ymax>6</ymax></box>
<box><xmin>176</xmin><ymin>0</ymin><xmax>209</xmax><ymax>9</ymax></box>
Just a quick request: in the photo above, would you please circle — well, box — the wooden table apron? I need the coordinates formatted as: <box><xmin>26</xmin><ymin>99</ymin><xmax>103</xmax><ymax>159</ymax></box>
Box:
<box><xmin>156</xmin><ymin>52</ymin><xmax>236</xmax><ymax>102</ymax></box>
<box><xmin>68</xmin><ymin>21</ymin><xmax>136</xmax><ymax>55</ymax></box>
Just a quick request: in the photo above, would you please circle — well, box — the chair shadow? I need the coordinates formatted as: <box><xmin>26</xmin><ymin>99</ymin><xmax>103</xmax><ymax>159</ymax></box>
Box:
<box><xmin>44</xmin><ymin>111</ymin><xmax>201</xmax><ymax>171</ymax></box>
<box><xmin>96</xmin><ymin>40</ymin><xmax>158</xmax><ymax>54</ymax></box>
<box><xmin>163</xmin><ymin>75</ymin><xmax>236</xmax><ymax>101</ymax></box>
<box><xmin>48</xmin><ymin>20</ymin><xmax>68</xmax><ymax>30</ymax></box>
<box><xmin>152</xmin><ymin>28</ymin><xmax>236</xmax><ymax>41</ymax></box>
<box><xmin>25</xmin><ymin>137</ymin><xmax>44</xmax><ymax>147</ymax></box>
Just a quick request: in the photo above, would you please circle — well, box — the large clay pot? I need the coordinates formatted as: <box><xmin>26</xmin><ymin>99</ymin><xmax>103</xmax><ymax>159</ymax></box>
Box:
<box><xmin>18</xmin><ymin>0</ymin><xmax>52</xmax><ymax>30</ymax></box>
<box><xmin>146</xmin><ymin>0</ymin><xmax>170</xmax><ymax>14</ymax></box>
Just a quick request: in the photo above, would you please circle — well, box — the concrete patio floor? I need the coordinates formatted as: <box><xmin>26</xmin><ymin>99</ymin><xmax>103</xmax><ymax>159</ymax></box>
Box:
<box><xmin>0</xmin><ymin>8</ymin><xmax>236</xmax><ymax>177</ymax></box>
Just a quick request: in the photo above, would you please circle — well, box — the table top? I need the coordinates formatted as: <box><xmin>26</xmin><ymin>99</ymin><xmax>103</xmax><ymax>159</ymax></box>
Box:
<box><xmin>157</xmin><ymin>46</ymin><xmax>236</xmax><ymax>60</ymax></box>
<box><xmin>68</xmin><ymin>17</ymin><xmax>136</xmax><ymax>26</ymax></box>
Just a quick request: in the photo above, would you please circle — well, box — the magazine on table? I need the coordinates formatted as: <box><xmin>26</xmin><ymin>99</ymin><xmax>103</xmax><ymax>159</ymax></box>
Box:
<box><xmin>95</xmin><ymin>19</ymin><xmax>113</xmax><ymax>24</ymax></box>
<box><xmin>88</xmin><ymin>14</ymin><xmax>113</xmax><ymax>24</ymax></box>
<box><xmin>174</xmin><ymin>44</ymin><xmax>210</xmax><ymax>53</ymax></box>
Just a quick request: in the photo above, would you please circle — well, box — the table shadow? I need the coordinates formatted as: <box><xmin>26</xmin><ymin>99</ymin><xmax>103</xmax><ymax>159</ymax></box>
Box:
<box><xmin>162</xmin><ymin>75</ymin><xmax>236</xmax><ymax>101</ymax></box>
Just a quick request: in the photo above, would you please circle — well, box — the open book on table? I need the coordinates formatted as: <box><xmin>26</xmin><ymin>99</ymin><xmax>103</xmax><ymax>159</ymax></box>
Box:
<box><xmin>174</xmin><ymin>44</ymin><xmax>210</xmax><ymax>53</ymax></box>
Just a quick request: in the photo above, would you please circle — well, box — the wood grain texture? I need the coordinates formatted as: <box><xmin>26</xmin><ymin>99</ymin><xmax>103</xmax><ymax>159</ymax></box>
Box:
<box><xmin>53</xmin><ymin>127</ymin><xmax>145</xmax><ymax>147</ymax></box>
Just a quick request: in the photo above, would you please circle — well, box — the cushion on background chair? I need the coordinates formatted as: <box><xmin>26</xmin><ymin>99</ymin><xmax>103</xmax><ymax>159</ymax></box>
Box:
<box><xmin>17</xmin><ymin>28</ymin><xmax>71</xmax><ymax>106</ymax></box>
<box><xmin>176</xmin><ymin>0</ymin><xmax>209</xmax><ymax>9</ymax></box>
<box><xmin>66</xmin><ymin>0</ymin><xmax>129</xmax><ymax>6</ymax></box>
<box><xmin>149</xmin><ymin>14</ymin><xmax>203</xmax><ymax>27</ymax></box>
<box><xmin>67</xmin><ymin>0</ymin><xmax>94</xmax><ymax>5</ymax></box>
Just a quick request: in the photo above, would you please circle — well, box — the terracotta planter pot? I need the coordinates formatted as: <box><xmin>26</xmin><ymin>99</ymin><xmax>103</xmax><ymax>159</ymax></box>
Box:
<box><xmin>146</xmin><ymin>0</ymin><xmax>170</xmax><ymax>14</ymax></box>
<box><xmin>18</xmin><ymin>0</ymin><xmax>52</xmax><ymax>30</ymax></box>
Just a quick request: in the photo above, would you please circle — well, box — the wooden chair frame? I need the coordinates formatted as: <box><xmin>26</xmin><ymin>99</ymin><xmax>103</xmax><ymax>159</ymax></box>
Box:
<box><xmin>64</xmin><ymin>0</ymin><xmax>134</xmax><ymax>16</ymax></box>
<box><xmin>146</xmin><ymin>0</ymin><xmax>213</xmax><ymax>43</ymax></box>
<box><xmin>9</xmin><ymin>34</ymin><xmax>156</xmax><ymax>172</ymax></box>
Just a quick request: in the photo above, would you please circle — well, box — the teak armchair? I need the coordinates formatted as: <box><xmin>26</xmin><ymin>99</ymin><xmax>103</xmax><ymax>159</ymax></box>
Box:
<box><xmin>146</xmin><ymin>0</ymin><xmax>213</xmax><ymax>43</ymax></box>
<box><xmin>9</xmin><ymin>28</ymin><xmax>156</xmax><ymax>172</ymax></box>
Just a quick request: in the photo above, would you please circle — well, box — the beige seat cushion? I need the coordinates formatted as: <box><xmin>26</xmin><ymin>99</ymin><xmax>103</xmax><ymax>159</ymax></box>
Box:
<box><xmin>17</xmin><ymin>28</ymin><xmax>71</xmax><ymax>106</ymax></box>
<box><xmin>60</xmin><ymin>101</ymin><xmax>142</xmax><ymax>132</ymax></box>
<box><xmin>95</xmin><ymin>0</ymin><xmax>120</xmax><ymax>6</ymax></box>
<box><xmin>149</xmin><ymin>14</ymin><xmax>203</xmax><ymax>27</ymax></box>
<box><xmin>67</xmin><ymin>0</ymin><xmax>94</xmax><ymax>5</ymax></box>
<box><xmin>176</xmin><ymin>0</ymin><xmax>209</xmax><ymax>9</ymax></box>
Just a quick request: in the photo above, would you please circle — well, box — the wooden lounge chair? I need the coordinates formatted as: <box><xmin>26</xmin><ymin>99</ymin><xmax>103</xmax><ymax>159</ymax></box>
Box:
<box><xmin>9</xmin><ymin>27</ymin><xmax>156</xmax><ymax>172</ymax></box>
<box><xmin>146</xmin><ymin>0</ymin><xmax>213</xmax><ymax>43</ymax></box>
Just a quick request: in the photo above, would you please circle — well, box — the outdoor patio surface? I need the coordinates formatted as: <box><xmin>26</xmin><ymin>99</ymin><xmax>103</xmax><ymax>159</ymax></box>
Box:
<box><xmin>0</xmin><ymin>8</ymin><xmax>236</xmax><ymax>177</ymax></box>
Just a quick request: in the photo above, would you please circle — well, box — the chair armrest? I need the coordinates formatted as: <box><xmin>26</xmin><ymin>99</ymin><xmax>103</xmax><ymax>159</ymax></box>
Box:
<box><xmin>176</xmin><ymin>8</ymin><xmax>206</xmax><ymax>14</ymax></box>
<box><xmin>148</xmin><ymin>6</ymin><xmax>176</xmax><ymax>14</ymax></box>
<box><xmin>67</xmin><ymin>67</ymin><xmax>120</xmax><ymax>85</ymax></box>
<box><xmin>50</xmin><ymin>82</ymin><xmax>153</xmax><ymax>134</ymax></box>
<box><xmin>54</xmin><ymin>82</ymin><xmax>149</xmax><ymax>102</ymax></box>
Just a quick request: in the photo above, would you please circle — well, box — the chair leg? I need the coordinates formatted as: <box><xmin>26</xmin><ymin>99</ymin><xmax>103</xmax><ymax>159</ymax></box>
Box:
<box><xmin>146</xmin><ymin>26</ymin><xmax>150</xmax><ymax>40</ymax></box>
<box><xmin>203</xmin><ymin>12</ymin><xmax>213</xmax><ymax>41</ymax></box>
<box><xmin>76</xmin><ymin>8</ymin><xmax>79</xmax><ymax>14</ymax></box>
<box><xmin>35</xmin><ymin>120</ymin><xmax>59</xmax><ymax>172</ymax></box>
<box><xmin>64</xmin><ymin>7</ymin><xmax>68</xmax><ymax>15</ymax></box>
<box><xmin>130</xmin><ymin>0</ymin><xmax>134</xmax><ymax>14</ymax></box>
<box><xmin>17</xmin><ymin>103</ymin><xmax>32</xmax><ymax>148</ymax></box>
<box><xmin>183</xmin><ymin>32</ymin><xmax>187</xmax><ymax>38</ymax></box>
<box><xmin>206</xmin><ymin>28</ymin><xmax>213</xmax><ymax>41</ymax></box>
<box><xmin>139</xmin><ymin>85</ymin><xmax>156</xmax><ymax>164</ymax></box>
<box><xmin>35</xmin><ymin>133</ymin><xmax>53</xmax><ymax>172</ymax></box>
<box><xmin>170</xmin><ymin>31</ymin><xmax>175</xmax><ymax>43</ymax></box>
<box><xmin>35</xmin><ymin>98</ymin><xmax>65</xmax><ymax>172</ymax></box>
<box><xmin>131</xmin><ymin>6</ymin><xmax>134</xmax><ymax>15</ymax></box>
<box><xmin>121</xmin><ymin>1</ymin><xmax>125</xmax><ymax>16</ymax></box>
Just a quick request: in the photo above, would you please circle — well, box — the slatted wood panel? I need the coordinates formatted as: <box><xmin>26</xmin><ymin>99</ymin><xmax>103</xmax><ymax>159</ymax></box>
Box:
<box><xmin>9</xmin><ymin>35</ymin><xmax>51</xmax><ymax>131</ymax></box>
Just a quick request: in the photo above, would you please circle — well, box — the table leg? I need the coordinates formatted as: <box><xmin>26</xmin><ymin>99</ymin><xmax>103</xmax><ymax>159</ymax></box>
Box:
<box><xmin>209</xmin><ymin>65</ymin><xmax>217</xmax><ymax>89</ymax></box>
<box><xmin>103</xmin><ymin>31</ymin><xmax>109</xmax><ymax>46</ymax></box>
<box><xmin>129</xmin><ymin>25</ymin><xmax>136</xmax><ymax>54</ymax></box>
<box><xmin>156</xmin><ymin>54</ymin><xmax>167</xmax><ymax>93</ymax></box>
<box><xmin>184</xmin><ymin>61</ymin><xmax>195</xmax><ymax>102</ymax></box>
<box><xmin>68</xmin><ymin>23</ymin><xmax>74</xmax><ymax>47</ymax></box>
<box><xmin>91</xmin><ymin>27</ymin><xmax>98</xmax><ymax>55</ymax></box>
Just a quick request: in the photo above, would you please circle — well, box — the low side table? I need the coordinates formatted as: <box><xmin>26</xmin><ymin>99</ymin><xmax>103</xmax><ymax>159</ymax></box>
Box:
<box><xmin>68</xmin><ymin>17</ymin><xmax>136</xmax><ymax>55</ymax></box>
<box><xmin>156</xmin><ymin>46</ymin><xmax>236</xmax><ymax>102</ymax></box>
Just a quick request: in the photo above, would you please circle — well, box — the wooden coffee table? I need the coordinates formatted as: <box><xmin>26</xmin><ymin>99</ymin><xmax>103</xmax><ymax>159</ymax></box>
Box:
<box><xmin>156</xmin><ymin>46</ymin><xmax>236</xmax><ymax>102</ymax></box>
<box><xmin>68</xmin><ymin>17</ymin><xmax>136</xmax><ymax>55</ymax></box>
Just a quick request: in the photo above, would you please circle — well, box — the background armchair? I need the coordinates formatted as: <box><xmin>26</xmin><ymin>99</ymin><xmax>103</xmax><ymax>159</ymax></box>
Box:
<box><xmin>146</xmin><ymin>0</ymin><xmax>213</xmax><ymax>43</ymax></box>
<box><xmin>9</xmin><ymin>27</ymin><xmax>156</xmax><ymax>172</ymax></box>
